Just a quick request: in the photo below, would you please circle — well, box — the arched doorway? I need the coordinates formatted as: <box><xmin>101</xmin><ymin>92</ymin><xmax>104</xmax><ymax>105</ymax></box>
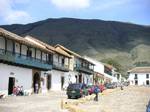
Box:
<box><xmin>33</xmin><ymin>72</ymin><xmax>40</xmax><ymax>93</ymax></box>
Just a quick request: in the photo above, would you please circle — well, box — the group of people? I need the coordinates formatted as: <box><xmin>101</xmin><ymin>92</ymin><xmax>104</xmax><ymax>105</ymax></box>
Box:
<box><xmin>13</xmin><ymin>86</ymin><xmax>24</xmax><ymax>96</ymax></box>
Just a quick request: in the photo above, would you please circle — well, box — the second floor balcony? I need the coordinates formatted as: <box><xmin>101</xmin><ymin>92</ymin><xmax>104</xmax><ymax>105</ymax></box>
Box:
<box><xmin>52</xmin><ymin>61</ymin><xmax>69</xmax><ymax>72</ymax></box>
<box><xmin>0</xmin><ymin>49</ymin><xmax>52</xmax><ymax>70</ymax></box>
<box><xmin>74</xmin><ymin>64</ymin><xmax>94</xmax><ymax>74</ymax></box>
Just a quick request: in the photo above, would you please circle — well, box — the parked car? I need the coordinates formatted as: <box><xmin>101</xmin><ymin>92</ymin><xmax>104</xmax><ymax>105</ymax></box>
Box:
<box><xmin>67</xmin><ymin>83</ymin><xmax>82</xmax><ymax>99</ymax></box>
<box><xmin>123</xmin><ymin>81</ymin><xmax>129</xmax><ymax>86</ymax></box>
<box><xmin>99</xmin><ymin>84</ymin><xmax>105</xmax><ymax>92</ymax></box>
<box><xmin>66</xmin><ymin>83</ymin><xmax>88</xmax><ymax>99</ymax></box>
<box><xmin>82</xmin><ymin>84</ymin><xmax>89</xmax><ymax>96</ymax></box>
<box><xmin>104</xmin><ymin>83</ymin><xmax>115</xmax><ymax>89</ymax></box>
<box><xmin>87</xmin><ymin>85</ymin><xmax>95</xmax><ymax>95</ymax></box>
<box><xmin>112</xmin><ymin>82</ymin><xmax>118</xmax><ymax>88</ymax></box>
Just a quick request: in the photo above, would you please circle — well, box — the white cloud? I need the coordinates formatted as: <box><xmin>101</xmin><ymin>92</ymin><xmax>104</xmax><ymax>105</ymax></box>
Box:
<box><xmin>50</xmin><ymin>0</ymin><xmax>90</xmax><ymax>10</ymax></box>
<box><xmin>0</xmin><ymin>0</ymin><xmax>32</xmax><ymax>24</ymax></box>
<box><xmin>93</xmin><ymin>0</ymin><xmax>131</xmax><ymax>11</ymax></box>
<box><xmin>5</xmin><ymin>11</ymin><xmax>32</xmax><ymax>24</ymax></box>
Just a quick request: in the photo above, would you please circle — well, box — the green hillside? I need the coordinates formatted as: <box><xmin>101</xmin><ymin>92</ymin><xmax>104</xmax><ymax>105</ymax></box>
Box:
<box><xmin>1</xmin><ymin>18</ymin><xmax>150</xmax><ymax>77</ymax></box>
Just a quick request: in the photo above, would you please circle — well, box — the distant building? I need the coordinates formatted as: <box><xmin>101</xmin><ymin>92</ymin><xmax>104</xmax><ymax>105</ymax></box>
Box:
<box><xmin>128</xmin><ymin>67</ymin><xmax>150</xmax><ymax>86</ymax></box>
<box><xmin>83</xmin><ymin>56</ymin><xmax>119</xmax><ymax>83</ymax></box>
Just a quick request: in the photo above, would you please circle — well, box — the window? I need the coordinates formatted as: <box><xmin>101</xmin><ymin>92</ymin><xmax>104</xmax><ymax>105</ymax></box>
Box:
<box><xmin>135</xmin><ymin>80</ymin><xmax>138</xmax><ymax>85</ymax></box>
<box><xmin>48</xmin><ymin>54</ymin><xmax>52</xmax><ymax>63</ymax></box>
<box><xmin>146</xmin><ymin>80</ymin><xmax>149</xmax><ymax>85</ymax></box>
<box><xmin>146</xmin><ymin>74</ymin><xmax>149</xmax><ymax>79</ymax></box>
<box><xmin>27</xmin><ymin>49</ymin><xmax>32</xmax><ymax>57</ymax></box>
<box><xmin>62</xmin><ymin>58</ymin><xmax>65</xmax><ymax>65</ymax></box>
<box><xmin>134</xmin><ymin>74</ymin><xmax>138</xmax><ymax>79</ymax></box>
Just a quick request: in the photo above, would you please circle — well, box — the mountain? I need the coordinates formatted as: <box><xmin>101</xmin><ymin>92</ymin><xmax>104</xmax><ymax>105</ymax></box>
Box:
<box><xmin>1</xmin><ymin>18</ymin><xmax>150</xmax><ymax>76</ymax></box>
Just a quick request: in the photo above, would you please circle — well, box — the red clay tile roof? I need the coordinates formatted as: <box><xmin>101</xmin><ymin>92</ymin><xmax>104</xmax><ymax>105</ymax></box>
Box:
<box><xmin>128</xmin><ymin>67</ymin><xmax>150</xmax><ymax>73</ymax></box>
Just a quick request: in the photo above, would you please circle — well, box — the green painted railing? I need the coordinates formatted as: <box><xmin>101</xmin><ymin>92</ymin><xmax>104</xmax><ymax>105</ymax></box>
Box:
<box><xmin>74</xmin><ymin>64</ymin><xmax>94</xmax><ymax>74</ymax></box>
<box><xmin>53</xmin><ymin>61</ymin><xmax>69</xmax><ymax>72</ymax></box>
<box><xmin>0</xmin><ymin>49</ymin><xmax>52</xmax><ymax>70</ymax></box>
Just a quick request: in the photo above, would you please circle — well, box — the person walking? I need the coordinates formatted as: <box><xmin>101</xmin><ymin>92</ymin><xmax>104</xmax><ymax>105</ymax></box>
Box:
<box><xmin>94</xmin><ymin>84</ymin><xmax>100</xmax><ymax>101</ymax></box>
<box><xmin>35</xmin><ymin>83</ymin><xmax>39</xmax><ymax>94</ymax></box>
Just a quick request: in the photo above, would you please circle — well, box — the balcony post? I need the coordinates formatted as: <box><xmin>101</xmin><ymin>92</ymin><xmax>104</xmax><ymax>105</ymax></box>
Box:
<box><xmin>35</xmin><ymin>48</ymin><xmax>36</xmax><ymax>59</ymax></box>
<box><xmin>68</xmin><ymin>58</ymin><xmax>70</xmax><ymax>68</ymax></box>
<box><xmin>4</xmin><ymin>38</ymin><xmax>7</xmax><ymax>54</ymax></box>
<box><xmin>46</xmin><ymin>53</ymin><xmax>47</xmax><ymax>62</ymax></box>
<box><xmin>41</xmin><ymin>51</ymin><xmax>42</xmax><ymax>61</ymax></box>
<box><xmin>20</xmin><ymin>43</ymin><xmax>22</xmax><ymax>56</ymax></box>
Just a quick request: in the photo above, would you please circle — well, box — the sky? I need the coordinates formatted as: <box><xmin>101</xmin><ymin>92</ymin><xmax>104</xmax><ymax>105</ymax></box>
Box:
<box><xmin>0</xmin><ymin>0</ymin><xmax>149</xmax><ymax>25</ymax></box>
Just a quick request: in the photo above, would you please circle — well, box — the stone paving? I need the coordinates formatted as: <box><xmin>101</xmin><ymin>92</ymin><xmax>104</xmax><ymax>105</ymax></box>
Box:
<box><xmin>0</xmin><ymin>91</ymin><xmax>68</xmax><ymax>112</ymax></box>
<box><xmin>0</xmin><ymin>86</ymin><xmax>150</xmax><ymax>112</ymax></box>
<box><xmin>78</xmin><ymin>86</ymin><xmax>150</xmax><ymax>112</ymax></box>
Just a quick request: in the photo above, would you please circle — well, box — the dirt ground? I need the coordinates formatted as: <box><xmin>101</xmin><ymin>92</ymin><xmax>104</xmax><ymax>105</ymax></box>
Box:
<box><xmin>0</xmin><ymin>91</ymin><xmax>68</xmax><ymax>112</ymax></box>
<box><xmin>0</xmin><ymin>86</ymin><xmax>150</xmax><ymax>112</ymax></box>
<box><xmin>78</xmin><ymin>86</ymin><xmax>150</xmax><ymax>112</ymax></box>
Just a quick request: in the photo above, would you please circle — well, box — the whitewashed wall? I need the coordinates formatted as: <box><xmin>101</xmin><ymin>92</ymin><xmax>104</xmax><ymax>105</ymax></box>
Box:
<box><xmin>0</xmin><ymin>63</ymin><xmax>32</xmax><ymax>95</ymax></box>
<box><xmin>129</xmin><ymin>73</ymin><xmax>150</xmax><ymax>85</ymax></box>
<box><xmin>40</xmin><ymin>71</ymin><xmax>48</xmax><ymax>94</ymax></box>
<box><xmin>15</xmin><ymin>43</ymin><xmax>20</xmax><ymax>54</ymax></box>
<box><xmin>50</xmin><ymin>70</ymin><xmax>64</xmax><ymax>91</ymax></box>
<box><xmin>21</xmin><ymin>45</ymin><xmax>28</xmax><ymax>55</ymax></box>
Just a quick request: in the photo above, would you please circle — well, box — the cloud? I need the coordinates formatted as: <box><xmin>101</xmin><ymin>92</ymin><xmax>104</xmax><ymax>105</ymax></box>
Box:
<box><xmin>0</xmin><ymin>0</ymin><xmax>32</xmax><ymax>24</ymax></box>
<box><xmin>5</xmin><ymin>11</ymin><xmax>32</xmax><ymax>24</ymax></box>
<box><xmin>50</xmin><ymin>0</ymin><xmax>90</xmax><ymax>10</ymax></box>
<box><xmin>93</xmin><ymin>0</ymin><xmax>131</xmax><ymax>11</ymax></box>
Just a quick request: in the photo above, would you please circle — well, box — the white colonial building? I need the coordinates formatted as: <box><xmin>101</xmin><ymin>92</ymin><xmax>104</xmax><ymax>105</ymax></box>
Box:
<box><xmin>25</xmin><ymin>36</ymin><xmax>72</xmax><ymax>91</ymax></box>
<box><xmin>55</xmin><ymin>45</ymin><xmax>95</xmax><ymax>86</ymax></box>
<box><xmin>128</xmin><ymin>67</ymin><xmax>150</xmax><ymax>86</ymax></box>
<box><xmin>83</xmin><ymin>56</ymin><xmax>120</xmax><ymax>83</ymax></box>
<box><xmin>0</xmin><ymin>28</ymin><xmax>54</xmax><ymax>96</ymax></box>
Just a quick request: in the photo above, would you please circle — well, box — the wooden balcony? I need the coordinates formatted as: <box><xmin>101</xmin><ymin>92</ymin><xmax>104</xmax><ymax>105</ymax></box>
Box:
<box><xmin>53</xmin><ymin>61</ymin><xmax>70</xmax><ymax>72</ymax></box>
<box><xmin>74</xmin><ymin>64</ymin><xmax>94</xmax><ymax>74</ymax></box>
<box><xmin>0</xmin><ymin>49</ymin><xmax>52</xmax><ymax>70</ymax></box>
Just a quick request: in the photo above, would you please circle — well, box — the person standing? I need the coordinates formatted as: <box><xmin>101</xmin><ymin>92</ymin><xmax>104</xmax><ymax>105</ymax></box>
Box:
<box><xmin>35</xmin><ymin>83</ymin><xmax>39</xmax><ymax>94</ymax></box>
<box><xmin>94</xmin><ymin>84</ymin><xmax>100</xmax><ymax>101</ymax></box>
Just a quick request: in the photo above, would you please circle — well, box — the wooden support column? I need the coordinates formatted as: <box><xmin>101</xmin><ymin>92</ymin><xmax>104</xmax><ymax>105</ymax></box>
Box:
<box><xmin>46</xmin><ymin>53</ymin><xmax>47</xmax><ymax>62</ymax></box>
<box><xmin>35</xmin><ymin>48</ymin><xmax>36</xmax><ymax>59</ymax></box>
<box><xmin>27</xmin><ymin>47</ymin><xmax>29</xmax><ymax>57</ymax></box>
<box><xmin>4</xmin><ymin>38</ymin><xmax>7</xmax><ymax>54</ymax></box>
<box><xmin>20</xmin><ymin>44</ymin><xmax>22</xmax><ymax>56</ymax></box>
<box><xmin>68</xmin><ymin>58</ymin><xmax>70</xmax><ymax>68</ymax></box>
<box><xmin>41</xmin><ymin>51</ymin><xmax>42</xmax><ymax>61</ymax></box>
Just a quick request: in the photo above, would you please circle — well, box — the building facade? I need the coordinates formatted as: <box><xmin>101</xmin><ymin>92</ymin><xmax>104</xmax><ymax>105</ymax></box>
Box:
<box><xmin>128</xmin><ymin>67</ymin><xmax>150</xmax><ymax>86</ymax></box>
<box><xmin>0</xmin><ymin>28</ymin><xmax>53</xmax><ymax>95</ymax></box>
<box><xmin>84</xmin><ymin>56</ymin><xmax>119</xmax><ymax>83</ymax></box>
<box><xmin>25</xmin><ymin>36</ymin><xmax>71</xmax><ymax>91</ymax></box>
<box><xmin>55</xmin><ymin>45</ymin><xmax>95</xmax><ymax>86</ymax></box>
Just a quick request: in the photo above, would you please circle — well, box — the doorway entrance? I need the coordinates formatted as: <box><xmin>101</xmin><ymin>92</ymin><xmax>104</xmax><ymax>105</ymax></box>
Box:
<box><xmin>61</xmin><ymin>76</ymin><xmax>64</xmax><ymax>90</ymax></box>
<box><xmin>79</xmin><ymin>74</ymin><xmax>82</xmax><ymax>83</ymax></box>
<box><xmin>146</xmin><ymin>80</ymin><xmax>149</xmax><ymax>85</ymax></box>
<box><xmin>135</xmin><ymin>80</ymin><xmax>138</xmax><ymax>85</ymax></box>
<box><xmin>8</xmin><ymin>77</ymin><xmax>15</xmax><ymax>95</ymax></box>
<box><xmin>33</xmin><ymin>72</ymin><xmax>40</xmax><ymax>93</ymax></box>
<box><xmin>47</xmin><ymin>75</ymin><xmax>51</xmax><ymax>90</ymax></box>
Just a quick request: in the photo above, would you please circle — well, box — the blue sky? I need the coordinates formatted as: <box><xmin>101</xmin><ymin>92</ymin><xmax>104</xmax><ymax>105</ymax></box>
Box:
<box><xmin>0</xmin><ymin>0</ymin><xmax>149</xmax><ymax>25</ymax></box>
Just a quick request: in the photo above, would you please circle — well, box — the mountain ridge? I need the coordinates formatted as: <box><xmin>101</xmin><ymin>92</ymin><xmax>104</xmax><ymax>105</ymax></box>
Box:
<box><xmin>1</xmin><ymin>18</ymin><xmax>150</xmax><ymax>76</ymax></box>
